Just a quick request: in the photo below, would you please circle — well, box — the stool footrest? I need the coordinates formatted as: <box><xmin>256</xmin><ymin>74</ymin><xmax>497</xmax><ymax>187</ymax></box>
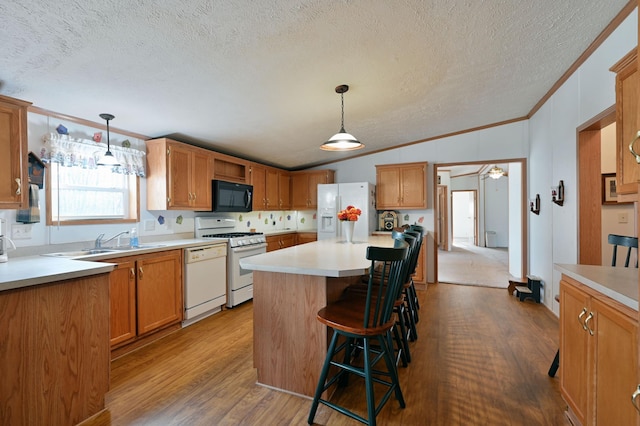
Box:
<box><xmin>515</xmin><ymin>286</ymin><xmax>532</xmax><ymax>293</ymax></box>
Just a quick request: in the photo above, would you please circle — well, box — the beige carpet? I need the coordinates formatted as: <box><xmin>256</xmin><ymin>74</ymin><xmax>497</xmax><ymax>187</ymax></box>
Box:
<box><xmin>437</xmin><ymin>241</ymin><xmax>518</xmax><ymax>288</ymax></box>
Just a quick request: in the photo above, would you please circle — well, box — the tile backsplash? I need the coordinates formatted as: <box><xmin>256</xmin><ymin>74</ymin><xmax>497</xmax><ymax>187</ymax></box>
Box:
<box><xmin>232</xmin><ymin>210</ymin><xmax>317</xmax><ymax>233</ymax></box>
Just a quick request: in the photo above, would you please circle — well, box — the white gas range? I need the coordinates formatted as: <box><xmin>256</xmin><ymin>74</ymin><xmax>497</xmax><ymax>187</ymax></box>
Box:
<box><xmin>195</xmin><ymin>217</ymin><xmax>267</xmax><ymax>307</ymax></box>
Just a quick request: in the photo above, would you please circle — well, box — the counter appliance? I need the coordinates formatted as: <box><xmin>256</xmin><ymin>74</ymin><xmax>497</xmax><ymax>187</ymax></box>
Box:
<box><xmin>0</xmin><ymin>219</ymin><xmax>16</xmax><ymax>263</ymax></box>
<box><xmin>317</xmin><ymin>182</ymin><xmax>376</xmax><ymax>241</ymax></box>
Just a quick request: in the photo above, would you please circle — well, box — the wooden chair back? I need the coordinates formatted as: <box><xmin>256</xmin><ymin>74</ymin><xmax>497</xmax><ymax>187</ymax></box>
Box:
<box><xmin>363</xmin><ymin>240</ymin><xmax>409</xmax><ymax>329</ymax></box>
<box><xmin>608</xmin><ymin>234</ymin><xmax>638</xmax><ymax>268</ymax></box>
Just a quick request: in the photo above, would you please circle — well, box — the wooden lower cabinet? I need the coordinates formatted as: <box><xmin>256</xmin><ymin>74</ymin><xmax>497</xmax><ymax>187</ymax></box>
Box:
<box><xmin>560</xmin><ymin>275</ymin><xmax>638</xmax><ymax>426</ymax></box>
<box><xmin>266</xmin><ymin>233</ymin><xmax>297</xmax><ymax>252</ymax></box>
<box><xmin>296</xmin><ymin>232</ymin><xmax>317</xmax><ymax>245</ymax></box>
<box><xmin>105</xmin><ymin>250</ymin><xmax>183</xmax><ymax>350</ymax></box>
<box><xmin>109</xmin><ymin>258</ymin><xmax>137</xmax><ymax>346</ymax></box>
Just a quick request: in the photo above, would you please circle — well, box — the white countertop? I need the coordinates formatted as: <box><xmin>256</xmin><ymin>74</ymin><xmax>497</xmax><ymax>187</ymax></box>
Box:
<box><xmin>0</xmin><ymin>256</ymin><xmax>116</xmax><ymax>292</ymax></box>
<box><xmin>240</xmin><ymin>235</ymin><xmax>396</xmax><ymax>278</ymax></box>
<box><xmin>1</xmin><ymin>239</ymin><xmax>217</xmax><ymax>292</ymax></box>
<box><xmin>555</xmin><ymin>263</ymin><xmax>638</xmax><ymax>310</ymax></box>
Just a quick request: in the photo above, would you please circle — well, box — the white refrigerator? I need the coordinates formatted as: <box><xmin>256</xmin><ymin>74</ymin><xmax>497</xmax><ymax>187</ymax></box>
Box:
<box><xmin>317</xmin><ymin>182</ymin><xmax>376</xmax><ymax>241</ymax></box>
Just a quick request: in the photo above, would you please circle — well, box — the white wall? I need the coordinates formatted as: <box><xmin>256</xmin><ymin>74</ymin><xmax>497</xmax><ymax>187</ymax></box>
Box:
<box><xmin>529</xmin><ymin>9</ymin><xmax>637</xmax><ymax>315</ymax></box>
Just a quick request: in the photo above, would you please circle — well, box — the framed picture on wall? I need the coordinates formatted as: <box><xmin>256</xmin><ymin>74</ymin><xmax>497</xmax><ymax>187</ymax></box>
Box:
<box><xmin>602</xmin><ymin>173</ymin><xmax>620</xmax><ymax>205</ymax></box>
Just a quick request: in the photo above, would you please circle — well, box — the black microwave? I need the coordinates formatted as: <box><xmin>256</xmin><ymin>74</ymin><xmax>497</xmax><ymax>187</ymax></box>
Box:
<box><xmin>211</xmin><ymin>180</ymin><xmax>253</xmax><ymax>212</ymax></box>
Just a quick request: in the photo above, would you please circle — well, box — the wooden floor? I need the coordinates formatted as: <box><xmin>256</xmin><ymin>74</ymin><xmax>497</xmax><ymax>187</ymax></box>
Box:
<box><xmin>84</xmin><ymin>283</ymin><xmax>568</xmax><ymax>426</ymax></box>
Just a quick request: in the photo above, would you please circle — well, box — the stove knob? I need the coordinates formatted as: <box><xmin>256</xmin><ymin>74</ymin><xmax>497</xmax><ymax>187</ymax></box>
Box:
<box><xmin>249</xmin><ymin>238</ymin><xmax>256</xmax><ymax>244</ymax></box>
<box><xmin>237</xmin><ymin>240</ymin><xmax>245</xmax><ymax>246</ymax></box>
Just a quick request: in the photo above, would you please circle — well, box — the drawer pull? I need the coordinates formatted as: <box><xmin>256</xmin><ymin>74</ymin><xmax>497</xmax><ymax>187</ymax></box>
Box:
<box><xmin>629</xmin><ymin>130</ymin><xmax>640</xmax><ymax>163</ymax></box>
<box><xmin>15</xmin><ymin>178</ymin><xmax>21</xmax><ymax>195</ymax></box>
<box><xmin>632</xmin><ymin>386</ymin><xmax>640</xmax><ymax>413</ymax></box>
<box><xmin>578</xmin><ymin>308</ymin><xmax>588</xmax><ymax>330</ymax></box>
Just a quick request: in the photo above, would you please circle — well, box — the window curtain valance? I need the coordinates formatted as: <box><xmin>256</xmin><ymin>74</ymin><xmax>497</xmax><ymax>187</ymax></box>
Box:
<box><xmin>41</xmin><ymin>133</ymin><xmax>146</xmax><ymax>177</ymax></box>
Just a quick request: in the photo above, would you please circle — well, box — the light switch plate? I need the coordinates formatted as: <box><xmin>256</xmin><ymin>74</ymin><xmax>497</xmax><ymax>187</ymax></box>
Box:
<box><xmin>144</xmin><ymin>220</ymin><xmax>155</xmax><ymax>231</ymax></box>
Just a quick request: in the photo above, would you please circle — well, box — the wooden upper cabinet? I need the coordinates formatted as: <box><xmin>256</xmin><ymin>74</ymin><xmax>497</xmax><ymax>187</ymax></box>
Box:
<box><xmin>0</xmin><ymin>94</ymin><xmax>31</xmax><ymax>209</ymax></box>
<box><xmin>146</xmin><ymin>138</ymin><xmax>213</xmax><ymax>210</ymax></box>
<box><xmin>251</xmin><ymin>163</ymin><xmax>268</xmax><ymax>210</ymax></box>
<box><xmin>376</xmin><ymin>162</ymin><xmax>427</xmax><ymax>209</ymax></box>
<box><xmin>213</xmin><ymin>152</ymin><xmax>249</xmax><ymax>183</ymax></box>
<box><xmin>291</xmin><ymin>169</ymin><xmax>335</xmax><ymax>210</ymax></box>
<box><xmin>611</xmin><ymin>49</ymin><xmax>639</xmax><ymax>200</ymax></box>
<box><xmin>251</xmin><ymin>164</ymin><xmax>289</xmax><ymax>210</ymax></box>
<box><xmin>278</xmin><ymin>170</ymin><xmax>291</xmax><ymax>210</ymax></box>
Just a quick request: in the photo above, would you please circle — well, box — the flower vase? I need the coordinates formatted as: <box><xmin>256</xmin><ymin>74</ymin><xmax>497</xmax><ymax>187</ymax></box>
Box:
<box><xmin>342</xmin><ymin>220</ymin><xmax>355</xmax><ymax>243</ymax></box>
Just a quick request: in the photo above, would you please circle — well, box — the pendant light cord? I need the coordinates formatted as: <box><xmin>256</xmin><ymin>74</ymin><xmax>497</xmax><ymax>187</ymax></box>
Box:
<box><xmin>340</xmin><ymin>92</ymin><xmax>345</xmax><ymax>131</ymax></box>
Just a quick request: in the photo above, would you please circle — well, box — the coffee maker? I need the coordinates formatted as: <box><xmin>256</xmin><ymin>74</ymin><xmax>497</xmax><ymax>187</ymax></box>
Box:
<box><xmin>0</xmin><ymin>218</ymin><xmax>15</xmax><ymax>263</ymax></box>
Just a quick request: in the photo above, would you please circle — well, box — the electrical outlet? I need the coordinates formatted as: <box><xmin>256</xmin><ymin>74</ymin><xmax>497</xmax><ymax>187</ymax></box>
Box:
<box><xmin>12</xmin><ymin>224</ymin><xmax>32</xmax><ymax>239</ymax></box>
<box><xmin>618</xmin><ymin>212</ymin><xmax>629</xmax><ymax>223</ymax></box>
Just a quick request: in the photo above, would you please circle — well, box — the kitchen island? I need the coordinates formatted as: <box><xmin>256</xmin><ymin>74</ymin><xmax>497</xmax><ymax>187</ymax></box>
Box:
<box><xmin>240</xmin><ymin>235</ymin><xmax>395</xmax><ymax>397</ymax></box>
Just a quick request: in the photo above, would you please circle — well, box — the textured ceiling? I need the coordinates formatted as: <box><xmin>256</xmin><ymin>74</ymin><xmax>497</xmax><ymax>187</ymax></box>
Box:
<box><xmin>0</xmin><ymin>1</ymin><xmax>631</xmax><ymax>170</ymax></box>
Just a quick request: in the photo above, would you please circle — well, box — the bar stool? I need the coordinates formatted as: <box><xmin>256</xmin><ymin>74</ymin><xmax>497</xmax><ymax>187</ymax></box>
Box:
<box><xmin>403</xmin><ymin>230</ymin><xmax>422</xmax><ymax>340</ymax></box>
<box><xmin>343</xmin><ymin>231</ymin><xmax>417</xmax><ymax>367</ymax></box>
<box><xmin>308</xmin><ymin>240</ymin><xmax>409</xmax><ymax>426</ymax></box>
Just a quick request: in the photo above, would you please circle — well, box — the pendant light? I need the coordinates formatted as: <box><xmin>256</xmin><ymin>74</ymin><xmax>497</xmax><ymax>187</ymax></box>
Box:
<box><xmin>97</xmin><ymin>113</ymin><xmax>120</xmax><ymax>166</ymax></box>
<box><xmin>320</xmin><ymin>84</ymin><xmax>364</xmax><ymax>151</ymax></box>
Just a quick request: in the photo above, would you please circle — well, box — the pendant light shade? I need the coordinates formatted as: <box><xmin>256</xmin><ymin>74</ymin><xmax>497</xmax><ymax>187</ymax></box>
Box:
<box><xmin>321</xmin><ymin>85</ymin><xmax>364</xmax><ymax>151</ymax></box>
<box><xmin>97</xmin><ymin>113</ymin><xmax>121</xmax><ymax>166</ymax></box>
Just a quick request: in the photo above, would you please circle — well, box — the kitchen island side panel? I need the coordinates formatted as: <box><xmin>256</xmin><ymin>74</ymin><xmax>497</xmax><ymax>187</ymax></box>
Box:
<box><xmin>252</xmin><ymin>271</ymin><xmax>356</xmax><ymax>397</ymax></box>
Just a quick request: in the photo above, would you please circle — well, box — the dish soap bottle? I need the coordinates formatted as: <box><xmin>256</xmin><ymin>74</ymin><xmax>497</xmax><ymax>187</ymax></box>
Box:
<box><xmin>130</xmin><ymin>227</ymin><xmax>139</xmax><ymax>248</ymax></box>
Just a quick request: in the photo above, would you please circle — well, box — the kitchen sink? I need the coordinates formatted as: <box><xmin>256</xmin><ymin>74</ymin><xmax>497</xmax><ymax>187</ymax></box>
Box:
<box><xmin>41</xmin><ymin>244</ymin><xmax>169</xmax><ymax>258</ymax></box>
<box><xmin>42</xmin><ymin>248</ymin><xmax>120</xmax><ymax>257</ymax></box>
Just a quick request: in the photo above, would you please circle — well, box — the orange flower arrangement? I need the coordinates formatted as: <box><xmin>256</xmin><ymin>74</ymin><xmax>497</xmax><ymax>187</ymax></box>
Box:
<box><xmin>337</xmin><ymin>205</ymin><xmax>361</xmax><ymax>221</ymax></box>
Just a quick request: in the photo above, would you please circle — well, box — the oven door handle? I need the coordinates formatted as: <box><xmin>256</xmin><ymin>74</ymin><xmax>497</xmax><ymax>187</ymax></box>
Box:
<box><xmin>232</xmin><ymin>243</ymin><xmax>267</xmax><ymax>253</ymax></box>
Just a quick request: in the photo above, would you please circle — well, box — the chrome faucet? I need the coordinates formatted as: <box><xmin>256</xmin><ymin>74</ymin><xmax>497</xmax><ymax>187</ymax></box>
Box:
<box><xmin>95</xmin><ymin>231</ymin><xmax>129</xmax><ymax>248</ymax></box>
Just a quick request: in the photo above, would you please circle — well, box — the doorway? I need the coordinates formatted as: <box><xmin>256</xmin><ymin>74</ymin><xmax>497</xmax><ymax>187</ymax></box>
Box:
<box><xmin>434</xmin><ymin>159</ymin><xmax>527</xmax><ymax>286</ymax></box>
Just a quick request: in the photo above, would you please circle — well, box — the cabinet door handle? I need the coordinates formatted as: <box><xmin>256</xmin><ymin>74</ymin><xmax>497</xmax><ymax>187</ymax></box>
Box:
<box><xmin>584</xmin><ymin>312</ymin><xmax>594</xmax><ymax>336</ymax></box>
<box><xmin>578</xmin><ymin>307</ymin><xmax>588</xmax><ymax>330</ymax></box>
<box><xmin>15</xmin><ymin>178</ymin><xmax>21</xmax><ymax>195</ymax></box>
<box><xmin>629</xmin><ymin>130</ymin><xmax>640</xmax><ymax>163</ymax></box>
<box><xmin>632</xmin><ymin>385</ymin><xmax>640</xmax><ymax>413</ymax></box>
<box><xmin>138</xmin><ymin>266</ymin><xmax>143</xmax><ymax>279</ymax></box>
<box><xmin>129</xmin><ymin>268</ymin><xmax>135</xmax><ymax>279</ymax></box>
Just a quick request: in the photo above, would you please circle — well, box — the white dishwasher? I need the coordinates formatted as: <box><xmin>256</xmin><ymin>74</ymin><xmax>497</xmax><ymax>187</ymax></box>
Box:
<box><xmin>183</xmin><ymin>243</ymin><xmax>227</xmax><ymax>327</ymax></box>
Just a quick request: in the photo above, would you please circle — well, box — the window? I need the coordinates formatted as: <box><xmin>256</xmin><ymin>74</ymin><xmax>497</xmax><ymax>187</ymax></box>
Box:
<box><xmin>48</xmin><ymin>163</ymin><xmax>139</xmax><ymax>224</ymax></box>
<box><xmin>42</xmin><ymin>132</ymin><xmax>145</xmax><ymax>225</ymax></box>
